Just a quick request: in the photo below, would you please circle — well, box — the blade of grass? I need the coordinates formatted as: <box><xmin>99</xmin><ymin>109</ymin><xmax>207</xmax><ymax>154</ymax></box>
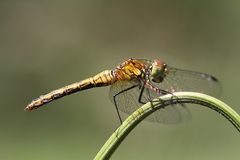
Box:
<box><xmin>94</xmin><ymin>92</ymin><xmax>240</xmax><ymax>160</ymax></box>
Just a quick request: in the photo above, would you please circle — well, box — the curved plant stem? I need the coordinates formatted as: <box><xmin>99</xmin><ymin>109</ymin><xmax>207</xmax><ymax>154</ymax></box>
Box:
<box><xmin>94</xmin><ymin>92</ymin><xmax>240</xmax><ymax>160</ymax></box>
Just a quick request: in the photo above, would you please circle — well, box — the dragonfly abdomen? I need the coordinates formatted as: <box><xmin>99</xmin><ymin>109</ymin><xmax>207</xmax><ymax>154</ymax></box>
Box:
<box><xmin>25</xmin><ymin>70</ymin><xmax>114</xmax><ymax>111</ymax></box>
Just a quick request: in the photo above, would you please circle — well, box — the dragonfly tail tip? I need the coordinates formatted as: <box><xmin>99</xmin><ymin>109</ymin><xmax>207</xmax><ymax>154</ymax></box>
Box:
<box><xmin>24</xmin><ymin>104</ymin><xmax>34</xmax><ymax>112</ymax></box>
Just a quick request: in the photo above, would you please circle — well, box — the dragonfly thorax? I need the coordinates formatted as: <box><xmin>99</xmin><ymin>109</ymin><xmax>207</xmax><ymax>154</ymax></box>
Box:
<box><xmin>150</xmin><ymin>59</ymin><xmax>168</xmax><ymax>83</ymax></box>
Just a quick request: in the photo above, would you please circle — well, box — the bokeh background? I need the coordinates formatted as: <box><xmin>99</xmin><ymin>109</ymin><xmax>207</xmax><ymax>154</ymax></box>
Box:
<box><xmin>0</xmin><ymin>0</ymin><xmax>239</xmax><ymax>160</ymax></box>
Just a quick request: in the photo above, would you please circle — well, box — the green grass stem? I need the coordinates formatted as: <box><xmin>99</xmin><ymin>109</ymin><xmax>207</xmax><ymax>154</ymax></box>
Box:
<box><xmin>94</xmin><ymin>92</ymin><xmax>240</xmax><ymax>160</ymax></box>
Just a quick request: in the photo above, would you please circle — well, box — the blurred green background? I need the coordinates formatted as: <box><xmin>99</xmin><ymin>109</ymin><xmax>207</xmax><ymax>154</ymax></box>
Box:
<box><xmin>0</xmin><ymin>0</ymin><xmax>239</xmax><ymax>159</ymax></box>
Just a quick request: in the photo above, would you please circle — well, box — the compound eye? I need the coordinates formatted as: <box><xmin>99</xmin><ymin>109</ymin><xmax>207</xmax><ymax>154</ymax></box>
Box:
<box><xmin>150</xmin><ymin>60</ymin><xmax>167</xmax><ymax>83</ymax></box>
<box><xmin>151</xmin><ymin>69</ymin><xmax>163</xmax><ymax>83</ymax></box>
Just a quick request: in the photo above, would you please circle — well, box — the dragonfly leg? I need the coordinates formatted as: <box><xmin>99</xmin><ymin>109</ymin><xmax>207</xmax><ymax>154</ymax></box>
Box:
<box><xmin>151</xmin><ymin>89</ymin><xmax>188</xmax><ymax>110</ymax></box>
<box><xmin>138</xmin><ymin>86</ymin><xmax>165</xmax><ymax>104</ymax></box>
<box><xmin>146</xmin><ymin>88</ymin><xmax>153</xmax><ymax>102</ymax></box>
<box><xmin>138</xmin><ymin>81</ymin><xmax>173</xmax><ymax>104</ymax></box>
<box><xmin>113</xmin><ymin>84</ymin><xmax>139</xmax><ymax>124</ymax></box>
<box><xmin>145</xmin><ymin>84</ymin><xmax>175</xmax><ymax>104</ymax></box>
<box><xmin>137</xmin><ymin>78</ymin><xmax>154</xmax><ymax>104</ymax></box>
<box><xmin>138</xmin><ymin>85</ymin><xmax>147</xmax><ymax>104</ymax></box>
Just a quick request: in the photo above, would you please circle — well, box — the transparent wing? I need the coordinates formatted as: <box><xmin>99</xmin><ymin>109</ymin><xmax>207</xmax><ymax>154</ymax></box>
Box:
<box><xmin>109</xmin><ymin>79</ymin><xmax>191</xmax><ymax>124</ymax></box>
<box><xmin>153</xmin><ymin>67</ymin><xmax>221</xmax><ymax>97</ymax></box>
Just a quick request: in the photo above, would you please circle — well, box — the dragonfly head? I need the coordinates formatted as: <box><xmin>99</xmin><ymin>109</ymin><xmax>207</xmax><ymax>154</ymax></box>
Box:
<box><xmin>150</xmin><ymin>59</ymin><xmax>168</xmax><ymax>83</ymax></box>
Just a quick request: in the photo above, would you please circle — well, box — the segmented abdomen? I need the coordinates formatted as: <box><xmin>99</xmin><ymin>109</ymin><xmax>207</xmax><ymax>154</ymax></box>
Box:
<box><xmin>25</xmin><ymin>70</ymin><xmax>115</xmax><ymax>111</ymax></box>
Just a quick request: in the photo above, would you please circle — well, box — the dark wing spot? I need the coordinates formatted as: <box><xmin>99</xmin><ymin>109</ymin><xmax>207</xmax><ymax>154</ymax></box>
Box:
<box><xmin>209</xmin><ymin>75</ymin><xmax>218</xmax><ymax>82</ymax></box>
<box><xmin>201</xmin><ymin>73</ymin><xmax>218</xmax><ymax>82</ymax></box>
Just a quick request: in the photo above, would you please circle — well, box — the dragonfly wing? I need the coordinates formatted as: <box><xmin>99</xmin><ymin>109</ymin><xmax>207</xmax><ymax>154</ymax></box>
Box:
<box><xmin>154</xmin><ymin>67</ymin><xmax>221</xmax><ymax>97</ymax></box>
<box><xmin>109</xmin><ymin>80</ymin><xmax>142</xmax><ymax>115</ymax></box>
<box><xmin>142</xmin><ymin>67</ymin><xmax>221</xmax><ymax>123</ymax></box>
<box><xmin>142</xmin><ymin>86</ymin><xmax>191</xmax><ymax>123</ymax></box>
<box><xmin>148</xmin><ymin>103</ymin><xmax>191</xmax><ymax>124</ymax></box>
<box><xmin>109</xmin><ymin>79</ymin><xmax>191</xmax><ymax>124</ymax></box>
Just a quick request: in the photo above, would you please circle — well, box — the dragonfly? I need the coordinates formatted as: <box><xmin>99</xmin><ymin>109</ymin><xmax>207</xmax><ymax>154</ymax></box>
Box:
<box><xmin>25</xmin><ymin>58</ymin><xmax>220</xmax><ymax>124</ymax></box>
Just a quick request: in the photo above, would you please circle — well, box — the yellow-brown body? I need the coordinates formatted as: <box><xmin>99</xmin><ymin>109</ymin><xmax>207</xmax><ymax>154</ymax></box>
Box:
<box><xmin>25</xmin><ymin>59</ymin><xmax>147</xmax><ymax>111</ymax></box>
<box><xmin>25</xmin><ymin>70</ymin><xmax>114</xmax><ymax>111</ymax></box>
<box><xmin>114</xmin><ymin>59</ymin><xmax>146</xmax><ymax>81</ymax></box>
